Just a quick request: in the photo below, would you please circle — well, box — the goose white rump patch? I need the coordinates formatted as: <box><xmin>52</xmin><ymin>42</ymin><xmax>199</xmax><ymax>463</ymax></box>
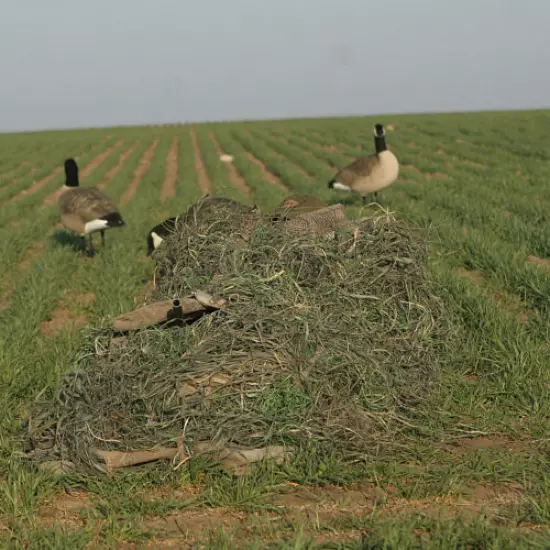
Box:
<box><xmin>84</xmin><ymin>219</ymin><xmax>109</xmax><ymax>234</ymax></box>
<box><xmin>332</xmin><ymin>182</ymin><xmax>352</xmax><ymax>191</ymax></box>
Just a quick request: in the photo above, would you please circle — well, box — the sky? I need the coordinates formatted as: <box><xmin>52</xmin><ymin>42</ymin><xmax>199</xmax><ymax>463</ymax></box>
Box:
<box><xmin>0</xmin><ymin>0</ymin><xmax>549</xmax><ymax>132</ymax></box>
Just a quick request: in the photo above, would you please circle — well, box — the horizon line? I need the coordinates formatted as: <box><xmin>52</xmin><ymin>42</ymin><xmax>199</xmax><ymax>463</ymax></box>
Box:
<box><xmin>1</xmin><ymin>104</ymin><xmax>549</xmax><ymax>136</ymax></box>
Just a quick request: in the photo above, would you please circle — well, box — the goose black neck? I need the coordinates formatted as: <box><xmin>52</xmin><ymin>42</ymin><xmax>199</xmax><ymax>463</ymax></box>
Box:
<box><xmin>64</xmin><ymin>160</ymin><xmax>79</xmax><ymax>187</ymax></box>
<box><xmin>374</xmin><ymin>136</ymin><xmax>386</xmax><ymax>154</ymax></box>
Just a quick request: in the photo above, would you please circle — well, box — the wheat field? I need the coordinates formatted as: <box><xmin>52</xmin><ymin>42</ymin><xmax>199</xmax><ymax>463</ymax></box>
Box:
<box><xmin>0</xmin><ymin>110</ymin><xmax>549</xmax><ymax>548</ymax></box>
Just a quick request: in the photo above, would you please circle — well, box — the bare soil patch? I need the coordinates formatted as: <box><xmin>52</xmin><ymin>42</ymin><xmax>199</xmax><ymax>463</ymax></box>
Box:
<box><xmin>456</xmin><ymin>267</ymin><xmax>485</xmax><ymax>285</ymax></box>
<box><xmin>456</xmin><ymin>267</ymin><xmax>529</xmax><ymax>322</ymax></box>
<box><xmin>527</xmin><ymin>255</ymin><xmax>550</xmax><ymax>272</ymax></box>
<box><xmin>34</xmin><ymin>481</ymin><xmax>525</xmax><ymax>547</ymax></box>
<box><xmin>402</xmin><ymin>164</ymin><xmax>422</xmax><ymax>174</ymax></box>
<box><xmin>425</xmin><ymin>171</ymin><xmax>450</xmax><ymax>180</ymax></box>
<box><xmin>160</xmin><ymin>137</ymin><xmax>179</xmax><ymax>202</ymax></box>
<box><xmin>60</xmin><ymin>290</ymin><xmax>96</xmax><ymax>310</ymax></box>
<box><xmin>37</xmin><ymin>283</ymin><xmax>95</xmax><ymax>338</ymax></box>
<box><xmin>40</xmin><ymin>309</ymin><xmax>88</xmax><ymax>338</ymax></box>
<box><xmin>189</xmin><ymin>131</ymin><xmax>211</xmax><ymax>194</ymax></box>
<box><xmin>0</xmin><ymin>293</ymin><xmax>12</xmax><ymax>311</ymax></box>
<box><xmin>134</xmin><ymin>280</ymin><xmax>155</xmax><ymax>307</ymax></box>
<box><xmin>444</xmin><ymin>436</ymin><xmax>530</xmax><ymax>454</ymax></box>
<box><xmin>462</xmin><ymin>159</ymin><xmax>488</xmax><ymax>169</ymax></box>
<box><xmin>97</xmin><ymin>141</ymin><xmax>140</xmax><ymax>191</ymax></box>
<box><xmin>436</xmin><ymin>148</ymin><xmax>447</xmax><ymax>156</ymax></box>
<box><xmin>320</xmin><ymin>144</ymin><xmax>341</xmax><ymax>153</ymax></box>
<box><xmin>209</xmin><ymin>134</ymin><xmax>250</xmax><ymax>199</ymax></box>
<box><xmin>243</xmin><ymin>151</ymin><xmax>288</xmax><ymax>192</ymax></box>
<box><xmin>120</xmin><ymin>139</ymin><xmax>160</xmax><ymax>206</ymax></box>
<box><xmin>20</xmin><ymin>240</ymin><xmax>47</xmax><ymax>271</ymax></box>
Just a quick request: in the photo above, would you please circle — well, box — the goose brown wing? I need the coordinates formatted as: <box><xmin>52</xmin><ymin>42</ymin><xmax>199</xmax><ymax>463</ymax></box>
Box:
<box><xmin>334</xmin><ymin>155</ymin><xmax>378</xmax><ymax>186</ymax></box>
<box><xmin>59</xmin><ymin>188</ymin><xmax>119</xmax><ymax>223</ymax></box>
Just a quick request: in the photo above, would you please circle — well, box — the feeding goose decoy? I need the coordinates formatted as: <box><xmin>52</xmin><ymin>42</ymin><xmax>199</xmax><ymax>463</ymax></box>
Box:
<box><xmin>268</xmin><ymin>194</ymin><xmax>327</xmax><ymax>221</ymax></box>
<box><xmin>58</xmin><ymin>158</ymin><xmax>125</xmax><ymax>256</ymax></box>
<box><xmin>327</xmin><ymin>123</ymin><xmax>399</xmax><ymax>205</ymax></box>
<box><xmin>147</xmin><ymin>216</ymin><xmax>178</xmax><ymax>256</ymax></box>
<box><xmin>146</xmin><ymin>196</ymin><xmax>258</xmax><ymax>256</ymax></box>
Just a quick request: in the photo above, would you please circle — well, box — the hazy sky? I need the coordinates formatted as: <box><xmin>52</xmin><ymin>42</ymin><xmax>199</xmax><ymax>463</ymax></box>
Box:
<box><xmin>1</xmin><ymin>0</ymin><xmax>548</xmax><ymax>132</ymax></box>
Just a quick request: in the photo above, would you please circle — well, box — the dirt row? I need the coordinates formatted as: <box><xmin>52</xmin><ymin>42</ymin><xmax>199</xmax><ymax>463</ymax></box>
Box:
<box><xmin>5</xmin><ymin>137</ymin><xmax>112</xmax><ymax>206</ymax></box>
<box><xmin>189</xmin><ymin>130</ymin><xmax>211</xmax><ymax>194</ymax></box>
<box><xmin>188</xmin><ymin>129</ymin><xmax>286</xmax><ymax>198</ymax></box>
<box><xmin>160</xmin><ymin>136</ymin><xmax>179</xmax><ymax>202</ymax></box>
<box><xmin>22</xmin><ymin>478</ymin><xmax>528</xmax><ymax>548</ymax></box>
<box><xmin>298</xmin><ymin>132</ymin><xmax>490</xmax><ymax>181</ymax></box>
<box><xmin>209</xmin><ymin>133</ymin><xmax>250</xmax><ymax>199</ymax></box>
<box><xmin>244</xmin><ymin>130</ymin><xmax>313</xmax><ymax>182</ymax></box>
<box><xmin>120</xmin><ymin>139</ymin><xmax>159</xmax><ymax>205</ymax></box>
<box><xmin>97</xmin><ymin>142</ymin><xmax>141</xmax><ymax>191</ymax></box>
<box><xmin>0</xmin><ymin>161</ymin><xmax>35</xmax><ymax>186</ymax></box>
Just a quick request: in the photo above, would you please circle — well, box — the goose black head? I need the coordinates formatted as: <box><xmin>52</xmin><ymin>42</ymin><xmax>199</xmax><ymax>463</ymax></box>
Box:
<box><xmin>146</xmin><ymin>217</ymin><xmax>178</xmax><ymax>256</ymax></box>
<box><xmin>373</xmin><ymin>124</ymin><xmax>385</xmax><ymax>138</ymax></box>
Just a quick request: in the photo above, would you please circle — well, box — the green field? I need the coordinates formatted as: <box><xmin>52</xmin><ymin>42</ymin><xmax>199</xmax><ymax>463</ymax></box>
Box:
<box><xmin>0</xmin><ymin>110</ymin><xmax>549</xmax><ymax>548</ymax></box>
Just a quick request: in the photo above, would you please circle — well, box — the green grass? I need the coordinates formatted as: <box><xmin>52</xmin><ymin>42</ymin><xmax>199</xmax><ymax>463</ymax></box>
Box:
<box><xmin>0</xmin><ymin>111</ymin><xmax>549</xmax><ymax>548</ymax></box>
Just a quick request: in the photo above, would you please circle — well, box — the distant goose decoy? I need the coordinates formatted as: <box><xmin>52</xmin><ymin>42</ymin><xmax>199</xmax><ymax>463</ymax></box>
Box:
<box><xmin>58</xmin><ymin>158</ymin><xmax>125</xmax><ymax>256</ymax></box>
<box><xmin>327</xmin><ymin>123</ymin><xmax>399</xmax><ymax>205</ymax></box>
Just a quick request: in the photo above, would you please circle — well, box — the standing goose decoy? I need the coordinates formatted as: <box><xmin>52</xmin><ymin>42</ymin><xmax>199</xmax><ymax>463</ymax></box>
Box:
<box><xmin>327</xmin><ymin>123</ymin><xmax>399</xmax><ymax>205</ymax></box>
<box><xmin>58</xmin><ymin>158</ymin><xmax>125</xmax><ymax>256</ymax></box>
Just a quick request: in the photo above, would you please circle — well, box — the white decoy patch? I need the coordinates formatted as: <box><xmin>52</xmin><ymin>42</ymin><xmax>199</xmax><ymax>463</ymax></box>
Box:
<box><xmin>151</xmin><ymin>231</ymin><xmax>164</xmax><ymax>250</ymax></box>
<box><xmin>84</xmin><ymin>219</ymin><xmax>110</xmax><ymax>234</ymax></box>
<box><xmin>332</xmin><ymin>182</ymin><xmax>352</xmax><ymax>191</ymax></box>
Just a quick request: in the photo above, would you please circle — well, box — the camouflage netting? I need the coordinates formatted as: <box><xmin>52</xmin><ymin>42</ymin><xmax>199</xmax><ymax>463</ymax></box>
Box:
<box><xmin>25</xmin><ymin>198</ymin><xmax>450</xmax><ymax>476</ymax></box>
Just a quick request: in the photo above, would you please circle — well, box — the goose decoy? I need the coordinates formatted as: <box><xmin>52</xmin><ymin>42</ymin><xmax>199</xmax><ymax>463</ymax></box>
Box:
<box><xmin>268</xmin><ymin>194</ymin><xmax>327</xmax><ymax>221</ymax></box>
<box><xmin>328</xmin><ymin>123</ymin><xmax>399</xmax><ymax>205</ymax></box>
<box><xmin>58</xmin><ymin>158</ymin><xmax>125</xmax><ymax>256</ymax></box>
<box><xmin>146</xmin><ymin>196</ymin><xmax>257</xmax><ymax>256</ymax></box>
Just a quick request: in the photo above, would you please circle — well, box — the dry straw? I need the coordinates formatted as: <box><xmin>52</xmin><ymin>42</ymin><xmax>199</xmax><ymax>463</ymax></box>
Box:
<box><xmin>25</xmin><ymin>199</ymin><xmax>449</xmax><ymax>476</ymax></box>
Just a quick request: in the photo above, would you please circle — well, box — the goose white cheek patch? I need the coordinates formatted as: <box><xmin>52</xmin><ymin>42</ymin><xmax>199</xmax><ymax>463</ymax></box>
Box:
<box><xmin>151</xmin><ymin>232</ymin><xmax>164</xmax><ymax>249</ymax></box>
